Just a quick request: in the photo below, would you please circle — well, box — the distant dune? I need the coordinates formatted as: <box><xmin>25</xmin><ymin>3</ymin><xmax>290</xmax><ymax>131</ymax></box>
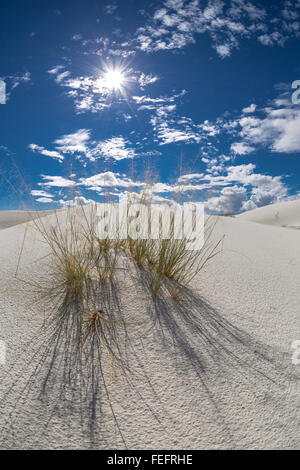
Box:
<box><xmin>238</xmin><ymin>199</ymin><xmax>300</xmax><ymax>229</ymax></box>
<box><xmin>0</xmin><ymin>210</ymin><xmax>57</xmax><ymax>230</ymax></box>
<box><xmin>0</xmin><ymin>202</ymin><xmax>299</xmax><ymax>449</ymax></box>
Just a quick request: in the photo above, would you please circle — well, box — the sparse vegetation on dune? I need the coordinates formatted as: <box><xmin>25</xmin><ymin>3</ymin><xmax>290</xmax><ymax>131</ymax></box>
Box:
<box><xmin>25</xmin><ymin>199</ymin><xmax>222</xmax><ymax>297</ymax></box>
<box><xmin>127</xmin><ymin>214</ymin><xmax>223</xmax><ymax>296</ymax></box>
<box><xmin>13</xmin><ymin>195</ymin><xmax>223</xmax><ymax>444</ymax></box>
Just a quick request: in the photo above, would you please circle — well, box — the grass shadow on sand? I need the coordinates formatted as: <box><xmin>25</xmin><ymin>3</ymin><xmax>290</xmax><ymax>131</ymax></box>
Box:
<box><xmin>0</xmin><ymin>268</ymin><xmax>299</xmax><ymax>449</ymax></box>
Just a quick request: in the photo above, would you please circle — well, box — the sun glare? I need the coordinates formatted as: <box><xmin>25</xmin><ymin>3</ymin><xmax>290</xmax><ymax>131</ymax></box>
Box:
<box><xmin>104</xmin><ymin>67</ymin><xmax>125</xmax><ymax>91</ymax></box>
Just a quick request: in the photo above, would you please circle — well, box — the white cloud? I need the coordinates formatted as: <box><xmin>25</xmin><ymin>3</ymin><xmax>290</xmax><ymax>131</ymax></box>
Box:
<box><xmin>258</xmin><ymin>32</ymin><xmax>286</xmax><ymax>47</ymax></box>
<box><xmin>151</xmin><ymin>182</ymin><xmax>173</xmax><ymax>193</ymax></box>
<box><xmin>133</xmin><ymin>95</ymin><xmax>170</xmax><ymax>105</ymax></box>
<box><xmin>104</xmin><ymin>3</ymin><xmax>117</xmax><ymax>15</ymax></box>
<box><xmin>119</xmin><ymin>190</ymin><xmax>179</xmax><ymax>208</ymax></box>
<box><xmin>249</xmin><ymin>183</ymin><xmax>286</xmax><ymax>207</ymax></box>
<box><xmin>36</xmin><ymin>197</ymin><xmax>54</xmax><ymax>204</ymax></box>
<box><xmin>230</xmin><ymin>142</ymin><xmax>255</xmax><ymax>155</ymax></box>
<box><xmin>48</xmin><ymin>68</ymin><xmax>113</xmax><ymax>113</ymax></box>
<box><xmin>135</xmin><ymin>0</ymin><xmax>300</xmax><ymax>58</ymax></box>
<box><xmin>94</xmin><ymin>137</ymin><xmax>136</xmax><ymax>160</ymax></box>
<box><xmin>30</xmin><ymin>130</ymin><xmax>138</xmax><ymax>164</ymax></box>
<box><xmin>59</xmin><ymin>196</ymin><xmax>93</xmax><ymax>207</ymax></box>
<box><xmin>242</xmin><ymin>103</ymin><xmax>257</xmax><ymax>113</ymax></box>
<box><xmin>238</xmin><ymin>100</ymin><xmax>300</xmax><ymax>153</ymax></box>
<box><xmin>48</xmin><ymin>66</ymin><xmax>71</xmax><ymax>83</ymax></box>
<box><xmin>132</xmin><ymin>89</ymin><xmax>220</xmax><ymax>147</ymax></box>
<box><xmin>54</xmin><ymin>129</ymin><xmax>91</xmax><ymax>154</ymax></box>
<box><xmin>31</xmin><ymin>190</ymin><xmax>54</xmax><ymax>198</ymax></box>
<box><xmin>178</xmin><ymin>162</ymin><xmax>289</xmax><ymax>214</ymax></box>
<box><xmin>206</xmin><ymin>185</ymin><xmax>248</xmax><ymax>214</ymax></box>
<box><xmin>178</xmin><ymin>173</ymin><xmax>205</xmax><ymax>183</ymax></box>
<box><xmin>48</xmin><ymin>65</ymin><xmax>65</xmax><ymax>75</ymax></box>
<box><xmin>215</xmin><ymin>44</ymin><xmax>231</xmax><ymax>58</ymax></box>
<box><xmin>34</xmin><ymin>160</ymin><xmax>289</xmax><ymax>215</ymax></box>
<box><xmin>198</xmin><ymin>120</ymin><xmax>220</xmax><ymax>136</ymax></box>
<box><xmin>80</xmin><ymin>171</ymin><xmax>143</xmax><ymax>190</ymax></box>
<box><xmin>207</xmin><ymin>87</ymin><xmax>300</xmax><ymax>155</ymax></box>
<box><xmin>9</xmin><ymin>72</ymin><xmax>31</xmax><ymax>90</ymax></box>
<box><xmin>156</xmin><ymin>125</ymin><xmax>201</xmax><ymax>145</ymax></box>
<box><xmin>39</xmin><ymin>175</ymin><xmax>76</xmax><ymax>187</ymax></box>
<box><xmin>56</xmin><ymin>71</ymin><xmax>71</xmax><ymax>83</ymax></box>
<box><xmin>29</xmin><ymin>144</ymin><xmax>64</xmax><ymax>161</ymax></box>
<box><xmin>72</xmin><ymin>34</ymin><xmax>83</xmax><ymax>41</ymax></box>
<box><xmin>148</xmin><ymin>97</ymin><xmax>219</xmax><ymax>146</ymax></box>
<box><xmin>139</xmin><ymin>73</ymin><xmax>159</xmax><ymax>88</ymax></box>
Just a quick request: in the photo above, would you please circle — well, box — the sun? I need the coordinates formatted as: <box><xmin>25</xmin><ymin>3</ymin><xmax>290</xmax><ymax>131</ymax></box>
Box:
<box><xmin>103</xmin><ymin>67</ymin><xmax>126</xmax><ymax>91</ymax></box>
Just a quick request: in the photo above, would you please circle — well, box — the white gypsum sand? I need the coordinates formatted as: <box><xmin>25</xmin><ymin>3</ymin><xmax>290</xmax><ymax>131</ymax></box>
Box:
<box><xmin>0</xmin><ymin>210</ymin><xmax>57</xmax><ymax>230</ymax></box>
<box><xmin>0</xmin><ymin>202</ymin><xmax>299</xmax><ymax>449</ymax></box>
<box><xmin>238</xmin><ymin>199</ymin><xmax>300</xmax><ymax>229</ymax></box>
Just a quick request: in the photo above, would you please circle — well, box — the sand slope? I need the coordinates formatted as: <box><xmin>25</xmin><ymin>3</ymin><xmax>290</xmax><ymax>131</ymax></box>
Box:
<box><xmin>0</xmin><ymin>204</ymin><xmax>299</xmax><ymax>449</ymax></box>
<box><xmin>0</xmin><ymin>210</ymin><xmax>57</xmax><ymax>230</ymax></box>
<box><xmin>238</xmin><ymin>199</ymin><xmax>300</xmax><ymax>229</ymax></box>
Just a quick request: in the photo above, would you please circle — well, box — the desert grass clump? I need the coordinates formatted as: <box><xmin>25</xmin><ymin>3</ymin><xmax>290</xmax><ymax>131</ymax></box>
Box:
<box><xmin>32</xmin><ymin>208</ymin><xmax>93</xmax><ymax>304</ymax></box>
<box><xmin>20</xmin><ymin>194</ymin><xmax>222</xmax><ymax>305</ymax></box>
<box><xmin>127</xmin><ymin>237</ymin><xmax>155</xmax><ymax>268</ymax></box>
<box><xmin>31</xmin><ymin>203</ymin><xmax>121</xmax><ymax>298</ymax></box>
<box><xmin>124</xmin><ymin>208</ymin><xmax>223</xmax><ymax>297</ymax></box>
<box><xmin>57</xmin><ymin>252</ymin><xmax>89</xmax><ymax>301</ymax></box>
<box><xmin>83</xmin><ymin>307</ymin><xmax>118</xmax><ymax>381</ymax></box>
<box><xmin>155</xmin><ymin>217</ymin><xmax>222</xmax><ymax>285</ymax></box>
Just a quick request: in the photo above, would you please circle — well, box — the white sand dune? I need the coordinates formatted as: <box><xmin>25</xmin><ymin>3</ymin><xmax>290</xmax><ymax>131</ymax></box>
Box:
<box><xmin>0</xmin><ymin>210</ymin><xmax>57</xmax><ymax>230</ymax></box>
<box><xmin>0</xmin><ymin>203</ymin><xmax>299</xmax><ymax>449</ymax></box>
<box><xmin>238</xmin><ymin>199</ymin><xmax>300</xmax><ymax>229</ymax></box>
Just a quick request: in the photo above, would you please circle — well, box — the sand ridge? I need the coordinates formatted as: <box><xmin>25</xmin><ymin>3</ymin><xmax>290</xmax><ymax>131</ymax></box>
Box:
<box><xmin>238</xmin><ymin>199</ymin><xmax>300</xmax><ymax>229</ymax></box>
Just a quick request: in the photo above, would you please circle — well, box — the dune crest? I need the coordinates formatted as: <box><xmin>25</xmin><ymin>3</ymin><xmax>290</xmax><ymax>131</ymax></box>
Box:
<box><xmin>238</xmin><ymin>199</ymin><xmax>300</xmax><ymax>229</ymax></box>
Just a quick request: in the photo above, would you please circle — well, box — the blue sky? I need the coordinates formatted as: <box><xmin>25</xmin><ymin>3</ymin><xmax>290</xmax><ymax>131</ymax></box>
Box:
<box><xmin>1</xmin><ymin>0</ymin><xmax>300</xmax><ymax>213</ymax></box>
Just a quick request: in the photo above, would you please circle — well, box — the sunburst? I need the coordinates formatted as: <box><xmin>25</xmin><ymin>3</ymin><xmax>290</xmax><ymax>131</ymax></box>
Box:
<box><xmin>103</xmin><ymin>66</ymin><xmax>127</xmax><ymax>92</ymax></box>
